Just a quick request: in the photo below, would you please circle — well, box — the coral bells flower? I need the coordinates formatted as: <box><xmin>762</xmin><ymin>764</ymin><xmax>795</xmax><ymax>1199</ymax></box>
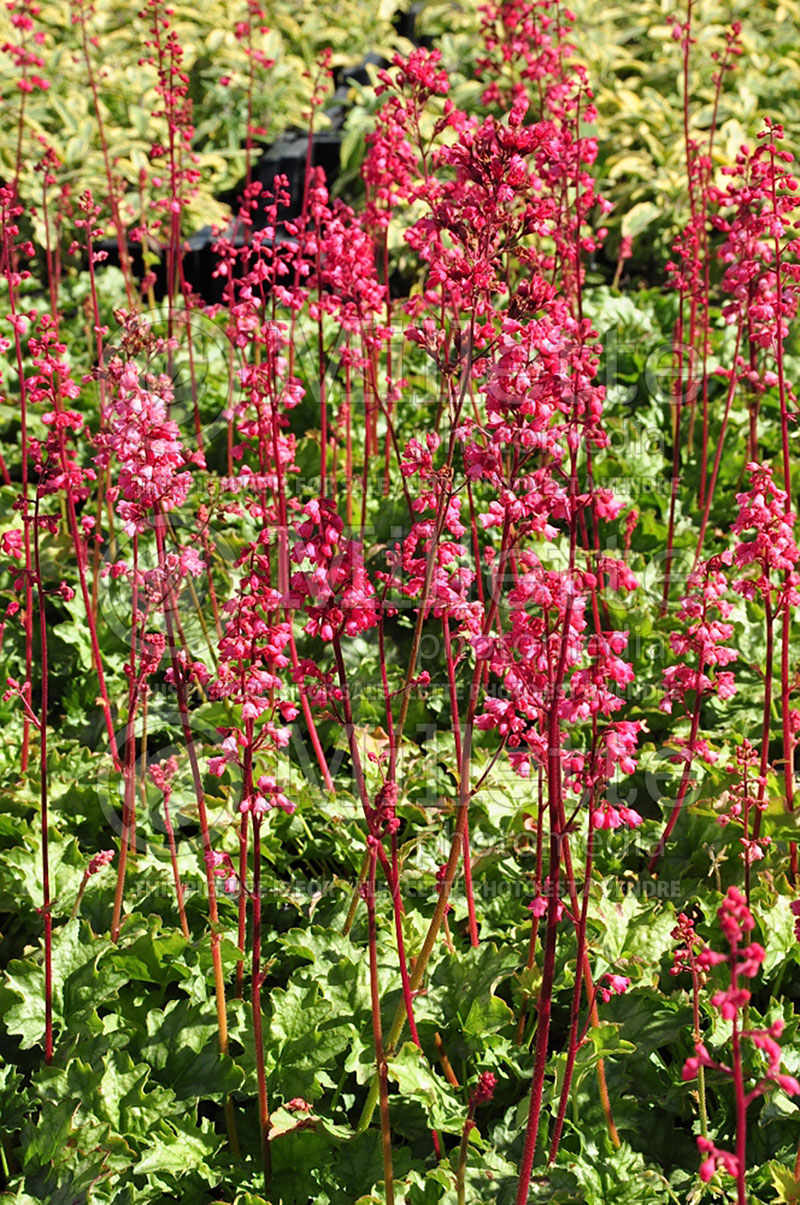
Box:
<box><xmin>661</xmin><ymin>560</ymin><xmax>738</xmax><ymax>717</ymax></box>
<box><xmin>598</xmin><ymin>974</ymin><xmax>630</xmax><ymax>1004</ymax></box>
<box><xmin>695</xmin><ymin>1136</ymin><xmax>740</xmax><ymax>1184</ymax></box>
<box><xmin>139</xmin><ymin>632</ymin><xmax>166</xmax><ymax>678</ymax></box>
<box><xmin>209</xmin><ymin>542</ymin><xmax>293</xmax><ymax>752</ymax></box>
<box><xmin>205</xmin><ymin>849</ymin><xmax>238</xmax><ymax>895</ymax></box>
<box><xmin>671</xmin><ymin>911</ymin><xmax>709</xmax><ymax>982</ymax></box>
<box><xmin>731</xmin><ymin>463</ymin><xmax>800</xmax><ymax>599</ymax></box>
<box><xmin>712</xmin><ymin>123</ymin><xmax>800</xmax><ymax>350</ymax></box>
<box><xmin>288</xmin><ymin>498</ymin><xmax>378</xmax><ymax>640</ymax></box>
<box><xmin>527</xmin><ymin>882</ymin><xmax>564</xmax><ymax>921</ymax></box>
<box><xmin>717</xmin><ymin>741</ymin><xmax>771</xmax><ymax>864</ymax></box>
<box><xmin>240</xmin><ymin>775</ymin><xmax>295</xmax><ymax>818</ymax></box>
<box><xmin>1</xmin><ymin>530</ymin><xmax>23</xmax><ymax>561</ymax></box>
<box><xmin>591</xmin><ymin>800</ymin><xmax>642</xmax><ymax>831</ymax></box>
<box><xmin>470</xmin><ymin>1072</ymin><xmax>498</xmax><ymax>1106</ymax></box>
<box><xmin>148</xmin><ymin>755</ymin><xmax>179</xmax><ymax>795</ymax></box>
<box><xmin>683</xmin><ymin>887</ymin><xmax>800</xmax><ymax>1194</ymax></box>
<box><xmin>94</xmin><ymin>319</ymin><xmax>205</xmax><ymax>536</ymax></box>
<box><xmin>718</xmin><ymin>885</ymin><xmax>756</xmax><ymax>946</ymax></box>
<box><xmin>87</xmin><ymin>849</ymin><xmax>114</xmax><ymax>875</ymax></box>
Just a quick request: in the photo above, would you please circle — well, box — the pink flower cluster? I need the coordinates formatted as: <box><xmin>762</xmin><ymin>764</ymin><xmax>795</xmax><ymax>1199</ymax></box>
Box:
<box><xmin>288</xmin><ymin>499</ymin><xmax>378</xmax><ymax>642</ymax></box>
<box><xmin>598</xmin><ymin>973</ymin><xmax>630</xmax><ymax>1004</ymax></box>
<box><xmin>712</xmin><ymin>123</ymin><xmax>800</xmax><ymax>359</ymax></box>
<box><xmin>661</xmin><ymin>559</ymin><xmax>737</xmax><ymax>721</ymax></box>
<box><xmin>683</xmin><ymin>888</ymin><xmax>800</xmax><ymax>1189</ymax></box>
<box><xmin>87</xmin><ymin>849</ymin><xmax>114</xmax><ymax>876</ymax></box>
<box><xmin>95</xmin><ymin>323</ymin><xmax>204</xmax><ymax>536</ymax></box>
<box><xmin>731</xmin><ymin>462</ymin><xmax>800</xmax><ymax>600</ymax></box>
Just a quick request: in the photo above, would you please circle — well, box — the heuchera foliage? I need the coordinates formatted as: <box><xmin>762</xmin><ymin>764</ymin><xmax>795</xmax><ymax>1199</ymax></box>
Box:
<box><xmin>2</xmin><ymin>0</ymin><xmax>800</xmax><ymax>1203</ymax></box>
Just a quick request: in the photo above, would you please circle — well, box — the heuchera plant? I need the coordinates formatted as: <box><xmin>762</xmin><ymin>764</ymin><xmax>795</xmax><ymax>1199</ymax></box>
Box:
<box><xmin>3</xmin><ymin>0</ymin><xmax>800</xmax><ymax>1201</ymax></box>
<box><xmin>682</xmin><ymin>888</ymin><xmax>800</xmax><ymax>1203</ymax></box>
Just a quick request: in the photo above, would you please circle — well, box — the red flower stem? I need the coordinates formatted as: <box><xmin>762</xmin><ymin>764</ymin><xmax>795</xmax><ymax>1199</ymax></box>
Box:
<box><xmin>466</xmin><ymin>480</ymin><xmax>486</xmax><ymax>611</ymax></box>
<box><xmin>315</xmin><ymin>233</ymin><xmax>327</xmax><ymax>498</ymax></box>
<box><xmin>359</xmin><ymin>366</ymin><xmax>372</xmax><ymax>542</ymax></box>
<box><xmin>515</xmin><ymin>768</ymin><xmax>545</xmax><ymax>1046</ymax></box>
<box><xmin>698</xmin><ymin>41</ymin><xmax>732</xmax><ymax>503</ymax></box>
<box><xmin>382</xmin><ymin>232</ymin><xmax>393</xmax><ymax>497</ymax></box>
<box><xmin>251</xmin><ymin>814</ymin><xmax>272</xmax><ymax>1190</ymax></box>
<box><xmin>11</xmin><ymin>52</ymin><xmax>27</xmax><ymax>201</ymax></box>
<box><xmin>456</xmin><ymin>1102</ymin><xmax>477</xmax><ymax>1205</ymax></box>
<box><xmin>2</xmin><ymin>217</ymin><xmax>34</xmax><ymax>772</ymax></box>
<box><xmin>558</xmin><ymin>832</ymin><xmax>619</xmax><ymax>1147</ymax></box>
<box><xmin>40</xmin><ymin>169</ymin><xmax>59</xmax><ymax>329</ymax></box>
<box><xmin>345</xmin><ymin>358</ymin><xmax>353</xmax><ymax>526</ymax></box>
<box><xmin>515</xmin><ymin>587</ymin><xmax>574</xmax><ymax>1205</ymax></box>
<box><xmin>59</xmin><ymin>444</ymin><xmax>121</xmax><ymax>768</ymax></box>
<box><xmin>139</xmin><ymin>691</ymin><xmax>149</xmax><ymax>832</ymax></box>
<box><xmin>781</xmin><ymin>596</ymin><xmax>796</xmax><ymax>880</ymax></box>
<box><xmin>648</xmin><ymin>660</ymin><xmax>706</xmax><ymax>875</ymax></box>
<box><xmin>770</xmin><ymin>149</ymin><xmax>796</xmax><ymax>874</ymax></box>
<box><xmin>163</xmin><ymin>786</ymin><xmax>190</xmax><ymax>940</ymax></box>
<box><xmin>750</xmin><ymin>588</ymin><xmax>773</xmax><ymax>854</ymax></box>
<box><xmin>357</xmin><ymin>514</ymin><xmax>514</xmax><ymax>1135</ymax></box>
<box><xmin>153</xmin><ymin>510</ymin><xmax>237</xmax><ymax>1150</ymax></box>
<box><xmin>74</xmin><ymin>0</ymin><xmax>133</xmax><ymax>305</ymax></box>
<box><xmin>687</xmin><ymin>949</ymin><xmax>708</xmax><ymax>1136</ymax></box>
<box><xmin>679</xmin><ymin>2</ymin><xmax>701</xmax><ymax>458</ymax></box>
<box><xmin>264</xmin><ymin>313</ymin><xmax>333</xmax><ymax>790</ymax></box>
<box><xmin>730</xmin><ymin>956</ymin><xmax>748</xmax><ymax>1205</ymax></box>
<box><xmin>393</xmin><ymin>475</ymin><xmax>453</xmax><ymax>752</ymax></box>
<box><xmin>443</xmin><ymin>614</ymin><xmax>478</xmax><ymax>946</ymax></box>
<box><xmin>548</xmin><ymin>805</ymin><xmax>597</xmax><ymax>1162</ymax></box>
<box><xmin>359</xmin><ymin>324</ymin><xmax>414</xmax><ymax>519</ymax></box>
<box><xmin>235</xmin><ymin>719</ymin><xmax>254</xmax><ymax>998</ymax></box>
<box><xmin>332</xmin><ymin>634</ymin><xmax>426</xmax><ymax>1064</ymax></box>
<box><xmin>366</xmin><ymin>843</ymin><xmax>395</xmax><ymax>1203</ymax></box>
<box><xmin>243</xmin><ymin>9</ymin><xmax>256</xmax><ymax>191</ymax></box>
<box><xmin>110</xmin><ymin>534</ymin><xmax>140</xmax><ymax>943</ymax></box>
<box><xmin>33</xmin><ymin>490</ymin><xmax>52</xmax><ymax>1065</ymax></box>
<box><xmin>392</xmin><ymin>327</ymin><xmax>474</xmax><ymax>761</ymax></box>
<box><xmin>682</xmin><ymin>1</ymin><xmax>696</xmax><ymax>222</ymax></box>
<box><xmin>692</xmin><ymin>319</ymin><xmax>744</xmax><ymax>569</ymax></box>
<box><xmin>67</xmin><ymin>221</ymin><xmax>125</xmax><ymax>767</ymax></box>
<box><xmin>285</xmin><ymin>624</ymin><xmax>333</xmax><ymax>791</ymax></box>
<box><xmin>69</xmin><ymin>869</ymin><xmax>90</xmax><ymax>923</ymax></box>
<box><xmin>175</xmin><ymin>274</ymin><xmax>203</xmax><ymax>450</ymax></box>
<box><xmin>661</xmin><ymin>294</ymin><xmax>686</xmax><ymax>616</ymax></box>
<box><xmin>377</xmin><ymin>613</ymin><xmax>440</xmax><ymax>1157</ymax></box>
<box><xmin>235</xmin><ymin>807</ymin><xmax>249</xmax><ymax>1000</ymax></box>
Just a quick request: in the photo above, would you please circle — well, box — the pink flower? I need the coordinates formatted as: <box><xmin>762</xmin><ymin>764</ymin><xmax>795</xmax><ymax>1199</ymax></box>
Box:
<box><xmin>1</xmin><ymin>530</ymin><xmax>23</xmax><ymax>561</ymax></box>
<box><xmin>470</xmin><ymin>1072</ymin><xmax>498</xmax><ymax>1105</ymax></box>
<box><xmin>599</xmin><ymin>974</ymin><xmax>630</xmax><ymax>1004</ymax></box>
<box><xmin>87</xmin><ymin>849</ymin><xmax>114</xmax><ymax>875</ymax></box>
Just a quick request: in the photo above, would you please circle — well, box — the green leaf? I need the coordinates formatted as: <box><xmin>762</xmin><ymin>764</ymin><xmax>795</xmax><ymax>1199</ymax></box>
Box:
<box><xmin>134</xmin><ymin>1114</ymin><xmax>222</xmax><ymax>1179</ymax></box>
<box><xmin>621</xmin><ymin>201</ymin><xmax>661</xmax><ymax>239</ymax></box>
<box><xmin>386</xmin><ymin>1042</ymin><xmax>463</xmax><ymax>1134</ymax></box>
<box><xmin>770</xmin><ymin>1163</ymin><xmax>800</xmax><ymax>1204</ymax></box>
<box><xmin>143</xmin><ymin>997</ymin><xmax>246</xmax><ymax>1099</ymax></box>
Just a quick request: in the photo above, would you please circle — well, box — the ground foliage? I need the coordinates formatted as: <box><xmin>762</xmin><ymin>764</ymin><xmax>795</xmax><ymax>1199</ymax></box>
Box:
<box><xmin>0</xmin><ymin>2</ymin><xmax>799</xmax><ymax>1204</ymax></box>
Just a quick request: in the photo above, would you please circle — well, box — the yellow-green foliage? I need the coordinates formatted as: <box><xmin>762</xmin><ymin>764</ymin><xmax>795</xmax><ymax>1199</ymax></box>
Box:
<box><xmin>413</xmin><ymin>0</ymin><xmax>800</xmax><ymax>252</ymax></box>
<box><xmin>574</xmin><ymin>0</ymin><xmax>800</xmax><ymax>247</ymax></box>
<box><xmin>0</xmin><ymin>0</ymin><xmax>409</xmax><ymax>244</ymax></box>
